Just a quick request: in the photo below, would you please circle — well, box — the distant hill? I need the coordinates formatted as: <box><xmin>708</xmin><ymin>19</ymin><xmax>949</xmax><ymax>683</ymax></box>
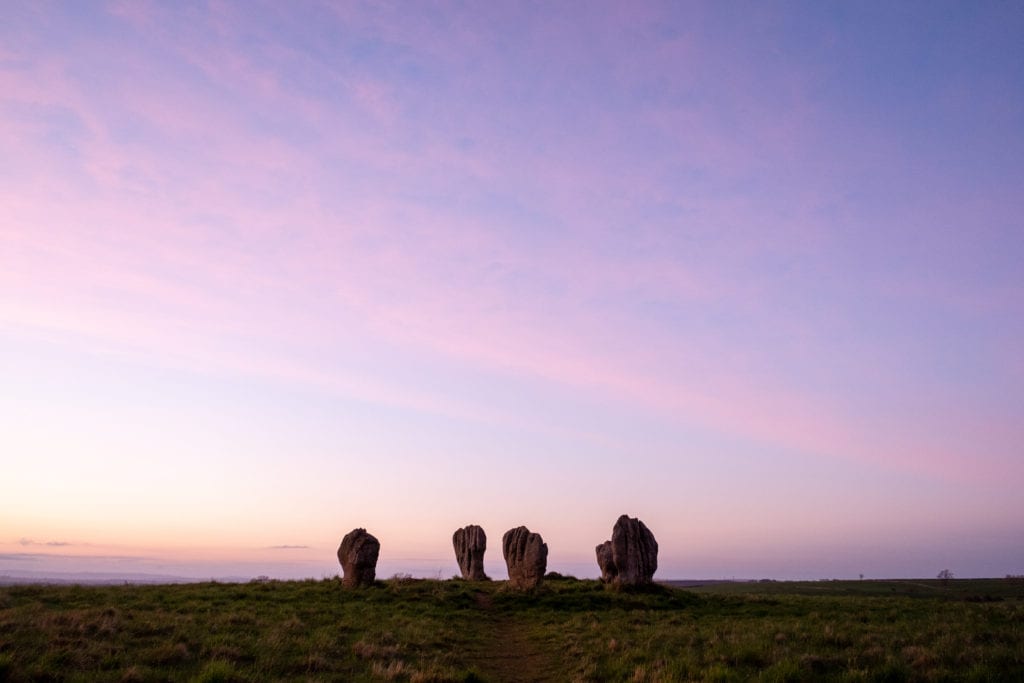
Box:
<box><xmin>0</xmin><ymin>570</ymin><xmax>248</xmax><ymax>586</ymax></box>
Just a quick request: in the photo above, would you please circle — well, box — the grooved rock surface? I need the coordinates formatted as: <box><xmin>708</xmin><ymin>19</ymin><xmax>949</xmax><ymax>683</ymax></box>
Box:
<box><xmin>595</xmin><ymin>540</ymin><xmax>617</xmax><ymax>583</ymax></box>
<box><xmin>502</xmin><ymin>526</ymin><xmax>548</xmax><ymax>589</ymax></box>
<box><xmin>599</xmin><ymin>515</ymin><xmax>658</xmax><ymax>587</ymax></box>
<box><xmin>453</xmin><ymin>525</ymin><xmax>489</xmax><ymax>580</ymax></box>
<box><xmin>337</xmin><ymin>528</ymin><xmax>380</xmax><ymax>588</ymax></box>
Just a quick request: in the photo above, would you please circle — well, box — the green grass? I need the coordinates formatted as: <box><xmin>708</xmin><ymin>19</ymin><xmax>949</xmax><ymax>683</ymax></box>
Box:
<box><xmin>1</xmin><ymin>577</ymin><xmax>1022</xmax><ymax>681</ymax></box>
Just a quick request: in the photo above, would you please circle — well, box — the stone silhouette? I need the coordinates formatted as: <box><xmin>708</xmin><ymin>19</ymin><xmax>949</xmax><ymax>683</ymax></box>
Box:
<box><xmin>337</xmin><ymin>528</ymin><xmax>380</xmax><ymax>588</ymax></box>
<box><xmin>595</xmin><ymin>540</ymin><xmax>617</xmax><ymax>583</ymax></box>
<box><xmin>597</xmin><ymin>515</ymin><xmax>658</xmax><ymax>587</ymax></box>
<box><xmin>453</xmin><ymin>525</ymin><xmax>489</xmax><ymax>580</ymax></box>
<box><xmin>502</xmin><ymin>526</ymin><xmax>547</xmax><ymax>589</ymax></box>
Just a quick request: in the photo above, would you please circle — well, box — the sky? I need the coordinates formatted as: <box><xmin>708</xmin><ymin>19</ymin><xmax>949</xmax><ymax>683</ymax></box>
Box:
<box><xmin>1</xmin><ymin>1</ymin><xmax>1022</xmax><ymax>582</ymax></box>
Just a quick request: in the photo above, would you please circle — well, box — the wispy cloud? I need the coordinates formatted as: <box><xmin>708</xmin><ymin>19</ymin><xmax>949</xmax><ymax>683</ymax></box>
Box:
<box><xmin>18</xmin><ymin>538</ymin><xmax>72</xmax><ymax>547</ymax></box>
<box><xmin>2</xmin><ymin>5</ymin><xmax>1020</xmax><ymax>489</ymax></box>
<box><xmin>2</xmin><ymin>2</ymin><xmax>1022</xmax><ymax>579</ymax></box>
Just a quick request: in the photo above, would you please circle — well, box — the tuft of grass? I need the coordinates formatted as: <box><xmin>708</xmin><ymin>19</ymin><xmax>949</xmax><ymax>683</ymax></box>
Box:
<box><xmin>193</xmin><ymin>659</ymin><xmax>243</xmax><ymax>683</ymax></box>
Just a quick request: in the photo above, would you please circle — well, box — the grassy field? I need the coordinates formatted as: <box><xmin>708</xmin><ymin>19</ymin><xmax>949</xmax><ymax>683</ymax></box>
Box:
<box><xmin>1</xmin><ymin>576</ymin><xmax>1022</xmax><ymax>682</ymax></box>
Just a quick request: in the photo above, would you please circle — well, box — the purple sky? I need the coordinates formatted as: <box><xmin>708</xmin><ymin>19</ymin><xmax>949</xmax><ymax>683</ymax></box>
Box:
<box><xmin>2</xmin><ymin>1</ymin><xmax>1022</xmax><ymax>581</ymax></box>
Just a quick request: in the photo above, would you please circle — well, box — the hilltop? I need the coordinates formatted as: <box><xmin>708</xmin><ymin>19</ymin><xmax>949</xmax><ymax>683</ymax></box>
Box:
<box><xmin>1</xmin><ymin>576</ymin><xmax>1022</xmax><ymax>681</ymax></box>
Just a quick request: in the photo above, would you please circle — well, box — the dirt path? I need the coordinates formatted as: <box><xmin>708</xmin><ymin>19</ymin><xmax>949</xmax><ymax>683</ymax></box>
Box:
<box><xmin>465</xmin><ymin>592</ymin><xmax>565</xmax><ymax>683</ymax></box>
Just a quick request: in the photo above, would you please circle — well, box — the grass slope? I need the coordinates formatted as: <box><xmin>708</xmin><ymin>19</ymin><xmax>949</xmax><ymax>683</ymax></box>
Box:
<box><xmin>0</xmin><ymin>577</ymin><xmax>1022</xmax><ymax>681</ymax></box>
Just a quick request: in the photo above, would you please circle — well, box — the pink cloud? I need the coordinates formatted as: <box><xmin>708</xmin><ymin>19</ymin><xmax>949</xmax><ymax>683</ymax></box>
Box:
<box><xmin>5</xmin><ymin>150</ymin><xmax>1017</xmax><ymax>489</ymax></box>
<box><xmin>4</xmin><ymin>1</ymin><xmax>1021</xmax><ymax>506</ymax></box>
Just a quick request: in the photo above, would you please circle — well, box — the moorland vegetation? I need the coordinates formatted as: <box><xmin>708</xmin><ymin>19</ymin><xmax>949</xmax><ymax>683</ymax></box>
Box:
<box><xmin>1</xmin><ymin>575</ymin><xmax>1023</xmax><ymax>681</ymax></box>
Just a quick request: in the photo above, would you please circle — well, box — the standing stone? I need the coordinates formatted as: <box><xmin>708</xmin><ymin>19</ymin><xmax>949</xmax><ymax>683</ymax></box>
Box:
<box><xmin>453</xmin><ymin>525</ymin><xmax>489</xmax><ymax>580</ymax></box>
<box><xmin>502</xmin><ymin>526</ymin><xmax>547</xmax><ymax>589</ymax></box>
<box><xmin>337</xmin><ymin>528</ymin><xmax>380</xmax><ymax>588</ymax></box>
<box><xmin>597</xmin><ymin>515</ymin><xmax>658</xmax><ymax>587</ymax></box>
<box><xmin>595</xmin><ymin>540</ymin><xmax>617</xmax><ymax>583</ymax></box>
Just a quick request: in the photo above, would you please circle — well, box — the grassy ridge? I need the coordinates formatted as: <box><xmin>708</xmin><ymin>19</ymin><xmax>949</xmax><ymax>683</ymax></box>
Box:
<box><xmin>0</xmin><ymin>577</ymin><xmax>1022</xmax><ymax>681</ymax></box>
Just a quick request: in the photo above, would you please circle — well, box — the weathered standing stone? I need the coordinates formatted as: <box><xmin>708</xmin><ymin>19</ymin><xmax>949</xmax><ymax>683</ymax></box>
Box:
<box><xmin>502</xmin><ymin>526</ymin><xmax>547</xmax><ymax>589</ymax></box>
<box><xmin>597</xmin><ymin>515</ymin><xmax>658</xmax><ymax>587</ymax></box>
<box><xmin>337</xmin><ymin>528</ymin><xmax>380</xmax><ymax>588</ymax></box>
<box><xmin>595</xmin><ymin>540</ymin><xmax>617</xmax><ymax>583</ymax></box>
<box><xmin>453</xmin><ymin>525</ymin><xmax>489</xmax><ymax>580</ymax></box>
<box><xmin>610</xmin><ymin>514</ymin><xmax>658</xmax><ymax>586</ymax></box>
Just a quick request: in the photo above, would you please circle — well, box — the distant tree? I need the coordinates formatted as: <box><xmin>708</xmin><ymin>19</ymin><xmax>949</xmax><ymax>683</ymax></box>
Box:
<box><xmin>859</xmin><ymin>573</ymin><xmax>864</xmax><ymax>581</ymax></box>
<box><xmin>937</xmin><ymin>569</ymin><xmax>953</xmax><ymax>585</ymax></box>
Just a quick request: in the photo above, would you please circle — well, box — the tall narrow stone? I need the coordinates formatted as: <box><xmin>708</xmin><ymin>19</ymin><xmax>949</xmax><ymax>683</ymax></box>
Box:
<box><xmin>502</xmin><ymin>526</ymin><xmax>547</xmax><ymax>589</ymax></box>
<box><xmin>453</xmin><ymin>525</ymin><xmax>489</xmax><ymax>580</ymax></box>
<box><xmin>337</xmin><ymin>528</ymin><xmax>380</xmax><ymax>588</ymax></box>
